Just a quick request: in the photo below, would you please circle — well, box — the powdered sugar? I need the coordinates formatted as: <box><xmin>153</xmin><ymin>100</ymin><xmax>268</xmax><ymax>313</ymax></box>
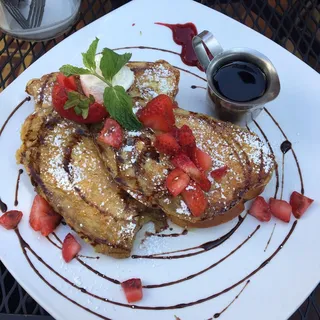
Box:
<box><xmin>136</xmin><ymin>63</ymin><xmax>175</xmax><ymax>100</ymax></box>
<box><xmin>176</xmin><ymin>200</ymin><xmax>191</xmax><ymax>216</ymax></box>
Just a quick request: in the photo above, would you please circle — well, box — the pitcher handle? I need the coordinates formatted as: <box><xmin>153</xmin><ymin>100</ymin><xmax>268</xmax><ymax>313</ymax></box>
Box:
<box><xmin>192</xmin><ymin>30</ymin><xmax>223</xmax><ymax>71</ymax></box>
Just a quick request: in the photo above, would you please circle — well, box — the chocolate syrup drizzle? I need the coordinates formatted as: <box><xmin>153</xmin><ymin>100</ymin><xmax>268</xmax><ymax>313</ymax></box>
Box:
<box><xmin>0</xmin><ymin>198</ymin><xmax>8</xmax><ymax>213</ymax></box>
<box><xmin>0</xmin><ymin>96</ymin><xmax>31</xmax><ymax>136</ymax></box>
<box><xmin>264</xmin><ymin>108</ymin><xmax>304</xmax><ymax>195</ymax></box>
<box><xmin>14</xmin><ymin>169</ymin><xmax>23</xmax><ymax>206</ymax></box>
<box><xmin>132</xmin><ymin>216</ymin><xmax>245</xmax><ymax>260</ymax></box>
<box><xmin>212</xmin><ymin>280</ymin><xmax>250</xmax><ymax>319</ymax></box>
<box><xmin>14</xmin><ymin>220</ymin><xmax>297</xmax><ymax>312</ymax></box>
<box><xmin>47</xmin><ymin>223</ymin><xmax>256</xmax><ymax>290</ymax></box>
<box><xmin>264</xmin><ymin>223</ymin><xmax>276</xmax><ymax>252</ymax></box>
<box><xmin>252</xmin><ymin>120</ymin><xmax>280</xmax><ymax>199</ymax></box>
<box><xmin>280</xmin><ymin>140</ymin><xmax>292</xmax><ymax>200</ymax></box>
<box><xmin>191</xmin><ymin>85</ymin><xmax>206</xmax><ymax>90</ymax></box>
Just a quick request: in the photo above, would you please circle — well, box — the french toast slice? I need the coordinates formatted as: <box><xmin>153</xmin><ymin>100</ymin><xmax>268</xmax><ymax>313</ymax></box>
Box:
<box><xmin>16</xmin><ymin>111</ymin><xmax>150</xmax><ymax>258</ymax></box>
<box><xmin>127</xmin><ymin>60</ymin><xmax>180</xmax><ymax>102</ymax></box>
<box><xmin>98</xmin><ymin>108</ymin><xmax>275</xmax><ymax>228</ymax></box>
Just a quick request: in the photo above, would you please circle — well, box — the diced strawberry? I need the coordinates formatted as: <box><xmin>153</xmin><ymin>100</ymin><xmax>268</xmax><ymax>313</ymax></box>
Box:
<box><xmin>289</xmin><ymin>191</ymin><xmax>314</xmax><ymax>219</ymax></box>
<box><xmin>178</xmin><ymin>125</ymin><xmax>196</xmax><ymax>148</ymax></box>
<box><xmin>248</xmin><ymin>196</ymin><xmax>271</xmax><ymax>222</ymax></box>
<box><xmin>30</xmin><ymin>195</ymin><xmax>61</xmax><ymax>236</ymax></box>
<box><xmin>121</xmin><ymin>278</ymin><xmax>143</xmax><ymax>303</ymax></box>
<box><xmin>166</xmin><ymin>168</ymin><xmax>190</xmax><ymax>197</ymax></box>
<box><xmin>181</xmin><ymin>181</ymin><xmax>208</xmax><ymax>216</ymax></box>
<box><xmin>170</xmin><ymin>125</ymin><xmax>180</xmax><ymax>139</ymax></box>
<box><xmin>190</xmin><ymin>147</ymin><xmax>212</xmax><ymax>172</ymax></box>
<box><xmin>56</xmin><ymin>73</ymin><xmax>77</xmax><ymax>91</ymax></box>
<box><xmin>137</xmin><ymin>94</ymin><xmax>175</xmax><ymax>132</ymax></box>
<box><xmin>171</xmin><ymin>153</ymin><xmax>211</xmax><ymax>192</ymax></box>
<box><xmin>98</xmin><ymin>118</ymin><xmax>123</xmax><ymax>149</ymax></box>
<box><xmin>154</xmin><ymin>133</ymin><xmax>180</xmax><ymax>155</ymax></box>
<box><xmin>210</xmin><ymin>165</ymin><xmax>228</xmax><ymax>183</ymax></box>
<box><xmin>269</xmin><ymin>198</ymin><xmax>292</xmax><ymax>223</ymax></box>
<box><xmin>0</xmin><ymin>210</ymin><xmax>23</xmax><ymax>230</ymax></box>
<box><xmin>62</xmin><ymin>233</ymin><xmax>81</xmax><ymax>263</ymax></box>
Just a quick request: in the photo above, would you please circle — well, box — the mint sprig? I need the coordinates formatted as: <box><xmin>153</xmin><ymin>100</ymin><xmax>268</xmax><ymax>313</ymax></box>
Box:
<box><xmin>64</xmin><ymin>91</ymin><xmax>95</xmax><ymax>119</ymax></box>
<box><xmin>59</xmin><ymin>38</ymin><xmax>141</xmax><ymax>130</ymax></box>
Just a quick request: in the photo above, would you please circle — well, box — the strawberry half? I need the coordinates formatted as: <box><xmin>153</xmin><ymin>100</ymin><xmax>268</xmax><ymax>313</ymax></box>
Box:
<box><xmin>289</xmin><ymin>191</ymin><xmax>314</xmax><ymax>219</ymax></box>
<box><xmin>269</xmin><ymin>198</ymin><xmax>292</xmax><ymax>223</ymax></box>
<box><xmin>0</xmin><ymin>210</ymin><xmax>23</xmax><ymax>230</ymax></box>
<box><xmin>154</xmin><ymin>133</ymin><xmax>181</xmax><ymax>156</ymax></box>
<box><xmin>56</xmin><ymin>73</ymin><xmax>77</xmax><ymax>91</ymax></box>
<box><xmin>98</xmin><ymin>118</ymin><xmax>123</xmax><ymax>149</ymax></box>
<box><xmin>137</xmin><ymin>94</ymin><xmax>175</xmax><ymax>132</ymax></box>
<box><xmin>62</xmin><ymin>233</ymin><xmax>81</xmax><ymax>263</ymax></box>
<box><xmin>181</xmin><ymin>181</ymin><xmax>208</xmax><ymax>217</ymax></box>
<box><xmin>171</xmin><ymin>153</ymin><xmax>211</xmax><ymax>192</ymax></box>
<box><xmin>178</xmin><ymin>125</ymin><xmax>196</xmax><ymax>148</ymax></box>
<box><xmin>248</xmin><ymin>196</ymin><xmax>271</xmax><ymax>222</ymax></box>
<box><xmin>121</xmin><ymin>278</ymin><xmax>143</xmax><ymax>303</ymax></box>
<box><xmin>166</xmin><ymin>168</ymin><xmax>190</xmax><ymax>197</ymax></box>
<box><xmin>190</xmin><ymin>147</ymin><xmax>212</xmax><ymax>172</ymax></box>
<box><xmin>210</xmin><ymin>165</ymin><xmax>228</xmax><ymax>183</ymax></box>
<box><xmin>30</xmin><ymin>195</ymin><xmax>61</xmax><ymax>236</ymax></box>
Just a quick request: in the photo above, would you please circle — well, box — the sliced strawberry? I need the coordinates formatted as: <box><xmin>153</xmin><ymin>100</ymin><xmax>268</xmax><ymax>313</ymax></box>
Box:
<box><xmin>210</xmin><ymin>165</ymin><xmax>228</xmax><ymax>183</ymax></box>
<box><xmin>181</xmin><ymin>181</ymin><xmax>208</xmax><ymax>216</ymax></box>
<box><xmin>0</xmin><ymin>210</ymin><xmax>23</xmax><ymax>230</ymax></box>
<box><xmin>154</xmin><ymin>133</ymin><xmax>181</xmax><ymax>155</ymax></box>
<box><xmin>171</xmin><ymin>153</ymin><xmax>211</xmax><ymax>192</ymax></box>
<box><xmin>121</xmin><ymin>278</ymin><xmax>143</xmax><ymax>303</ymax></box>
<box><xmin>166</xmin><ymin>168</ymin><xmax>190</xmax><ymax>197</ymax></box>
<box><xmin>56</xmin><ymin>73</ymin><xmax>77</xmax><ymax>91</ymax></box>
<box><xmin>178</xmin><ymin>125</ymin><xmax>196</xmax><ymax>148</ymax></box>
<box><xmin>30</xmin><ymin>195</ymin><xmax>61</xmax><ymax>236</ymax></box>
<box><xmin>62</xmin><ymin>233</ymin><xmax>81</xmax><ymax>263</ymax></box>
<box><xmin>248</xmin><ymin>196</ymin><xmax>271</xmax><ymax>222</ymax></box>
<box><xmin>137</xmin><ymin>94</ymin><xmax>175</xmax><ymax>132</ymax></box>
<box><xmin>290</xmin><ymin>191</ymin><xmax>314</xmax><ymax>219</ymax></box>
<box><xmin>269</xmin><ymin>198</ymin><xmax>292</xmax><ymax>223</ymax></box>
<box><xmin>98</xmin><ymin>118</ymin><xmax>123</xmax><ymax>149</ymax></box>
<box><xmin>190</xmin><ymin>147</ymin><xmax>212</xmax><ymax>172</ymax></box>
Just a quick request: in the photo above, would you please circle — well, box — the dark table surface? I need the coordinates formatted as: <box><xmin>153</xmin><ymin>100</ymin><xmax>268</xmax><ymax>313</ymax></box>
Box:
<box><xmin>0</xmin><ymin>0</ymin><xmax>319</xmax><ymax>319</ymax></box>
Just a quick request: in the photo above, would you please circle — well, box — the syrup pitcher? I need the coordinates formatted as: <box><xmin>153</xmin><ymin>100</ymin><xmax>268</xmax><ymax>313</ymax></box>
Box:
<box><xmin>192</xmin><ymin>30</ymin><xmax>280</xmax><ymax>126</ymax></box>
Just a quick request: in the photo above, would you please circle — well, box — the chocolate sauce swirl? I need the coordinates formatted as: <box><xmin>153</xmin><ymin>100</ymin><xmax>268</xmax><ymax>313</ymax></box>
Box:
<box><xmin>0</xmin><ymin>198</ymin><xmax>8</xmax><ymax>213</ymax></box>
<box><xmin>14</xmin><ymin>169</ymin><xmax>23</xmax><ymax>206</ymax></box>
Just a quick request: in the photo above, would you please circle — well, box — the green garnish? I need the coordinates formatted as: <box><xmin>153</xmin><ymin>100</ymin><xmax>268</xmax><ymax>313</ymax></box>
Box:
<box><xmin>64</xmin><ymin>91</ymin><xmax>94</xmax><ymax>119</ymax></box>
<box><xmin>59</xmin><ymin>38</ymin><xmax>142</xmax><ymax>130</ymax></box>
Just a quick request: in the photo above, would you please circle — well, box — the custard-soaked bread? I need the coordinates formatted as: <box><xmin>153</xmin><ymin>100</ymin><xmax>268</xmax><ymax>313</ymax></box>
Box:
<box><xmin>16</xmin><ymin>112</ymin><xmax>150</xmax><ymax>258</ymax></box>
<box><xmin>98</xmin><ymin>108</ymin><xmax>275</xmax><ymax>228</ymax></box>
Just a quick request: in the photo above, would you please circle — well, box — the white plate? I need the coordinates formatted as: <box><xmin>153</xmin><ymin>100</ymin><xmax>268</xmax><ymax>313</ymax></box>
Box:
<box><xmin>0</xmin><ymin>0</ymin><xmax>319</xmax><ymax>319</ymax></box>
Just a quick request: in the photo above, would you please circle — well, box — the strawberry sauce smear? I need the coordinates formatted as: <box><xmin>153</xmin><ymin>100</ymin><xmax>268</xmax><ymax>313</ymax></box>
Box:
<box><xmin>155</xmin><ymin>22</ymin><xmax>203</xmax><ymax>70</ymax></box>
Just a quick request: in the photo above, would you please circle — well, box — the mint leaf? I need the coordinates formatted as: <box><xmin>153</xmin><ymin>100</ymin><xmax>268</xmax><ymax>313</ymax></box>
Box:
<box><xmin>100</xmin><ymin>48</ymin><xmax>132</xmax><ymax>82</ymax></box>
<box><xmin>60</xmin><ymin>64</ymin><xmax>91</xmax><ymax>77</ymax></box>
<box><xmin>103</xmin><ymin>86</ymin><xmax>142</xmax><ymax>130</ymax></box>
<box><xmin>82</xmin><ymin>37</ymin><xmax>99</xmax><ymax>70</ymax></box>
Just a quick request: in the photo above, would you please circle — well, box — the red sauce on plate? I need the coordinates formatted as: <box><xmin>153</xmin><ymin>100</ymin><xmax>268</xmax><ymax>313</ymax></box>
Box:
<box><xmin>155</xmin><ymin>22</ymin><xmax>202</xmax><ymax>70</ymax></box>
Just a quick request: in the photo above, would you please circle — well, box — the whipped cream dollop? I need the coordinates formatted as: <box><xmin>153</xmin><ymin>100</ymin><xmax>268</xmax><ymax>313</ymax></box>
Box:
<box><xmin>80</xmin><ymin>54</ymin><xmax>134</xmax><ymax>104</ymax></box>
